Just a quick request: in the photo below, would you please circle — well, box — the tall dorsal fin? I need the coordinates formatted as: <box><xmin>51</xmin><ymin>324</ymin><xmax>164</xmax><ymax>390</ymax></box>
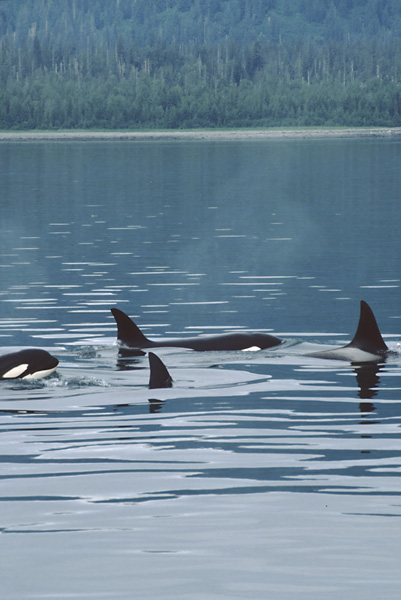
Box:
<box><xmin>347</xmin><ymin>300</ymin><xmax>388</xmax><ymax>354</ymax></box>
<box><xmin>148</xmin><ymin>352</ymin><xmax>173</xmax><ymax>389</ymax></box>
<box><xmin>110</xmin><ymin>308</ymin><xmax>151</xmax><ymax>348</ymax></box>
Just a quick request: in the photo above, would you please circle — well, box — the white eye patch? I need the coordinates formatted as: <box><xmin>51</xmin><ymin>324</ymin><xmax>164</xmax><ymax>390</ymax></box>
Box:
<box><xmin>241</xmin><ymin>346</ymin><xmax>261</xmax><ymax>352</ymax></box>
<box><xmin>2</xmin><ymin>364</ymin><xmax>29</xmax><ymax>379</ymax></box>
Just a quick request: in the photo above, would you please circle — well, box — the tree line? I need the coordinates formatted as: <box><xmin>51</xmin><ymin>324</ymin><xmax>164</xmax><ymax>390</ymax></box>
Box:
<box><xmin>1</xmin><ymin>0</ymin><xmax>401</xmax><ymax>129</ymax></box>
<box><xmin>1</xmin><ymin>36</ymin><xmax>401</xmax><ymax>129</ymax></box>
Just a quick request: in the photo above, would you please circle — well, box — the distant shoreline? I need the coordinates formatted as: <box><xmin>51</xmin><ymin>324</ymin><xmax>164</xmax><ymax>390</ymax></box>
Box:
<box><xmin>1</xmin><ymin>127</ymin><xmax>401</xmax><ymax>141</ymax></box>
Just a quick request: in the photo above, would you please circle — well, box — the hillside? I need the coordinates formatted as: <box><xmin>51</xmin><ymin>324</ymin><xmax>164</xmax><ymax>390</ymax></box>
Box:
<box><xmin>2</xmin><ymin>0</ymin><xmax>401</xmax><ymax>46</ymax></box>
<box><xmin>1</xmin><ymin>0</ymin><xmax>401</xmax><ymax>129</ymax></box>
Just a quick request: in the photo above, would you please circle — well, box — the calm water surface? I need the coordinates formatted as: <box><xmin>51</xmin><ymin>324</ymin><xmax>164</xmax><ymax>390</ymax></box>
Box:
<box><xmin>1</xmin><ymin>139</ymin><xmax>401</xmax><ymax>599</ymax></box>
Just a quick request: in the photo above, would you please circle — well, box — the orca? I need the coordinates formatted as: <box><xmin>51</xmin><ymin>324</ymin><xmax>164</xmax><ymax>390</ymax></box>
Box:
<box><xmin>309</xmin><ymin>300</ymin><xmax>389</xmax><ymax>362</ymax></box>
<box><xmin>148</xmin><ymin>352</ymin><xmax>173</xmax><ymax>389</ymax></box>
<box><xmin>110</xmin><ymin>307</ymin><xmax>282</xmax><ymax>352</ymax></box>
<box><xmin>0</xmin><ymin>349</ymin><xmax>59</xmax><ymax>380</ymax></box>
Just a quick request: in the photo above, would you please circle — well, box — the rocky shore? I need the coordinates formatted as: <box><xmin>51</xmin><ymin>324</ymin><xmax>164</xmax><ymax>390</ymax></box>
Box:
<box><xmin>1</xmin><ymin>127</ymin><xmax>401</xmax><ymax>142</ymax></box>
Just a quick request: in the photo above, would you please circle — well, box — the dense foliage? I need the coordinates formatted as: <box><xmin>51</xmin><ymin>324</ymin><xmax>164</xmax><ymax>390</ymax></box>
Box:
<box><xmin>1</xmin><ymin>0</ymin><xmax>401</xmax><ymax>129</ymax></box>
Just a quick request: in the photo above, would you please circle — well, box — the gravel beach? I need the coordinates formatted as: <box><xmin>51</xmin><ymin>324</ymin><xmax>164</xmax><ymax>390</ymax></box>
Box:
<box><xmin>1</xmin><ymin>127</ymin><xmax>401</xmax><ymax>141</ymax></box>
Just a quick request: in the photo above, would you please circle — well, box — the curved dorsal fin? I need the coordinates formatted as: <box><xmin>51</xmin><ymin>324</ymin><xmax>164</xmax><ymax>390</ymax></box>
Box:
<box><xmin>110</xmin><ymin>308</ymin><xmax>151</xmax><ymax>348</ymax></box>
<box><xmin>347</xmin><ymin>300</ymin><xmax>388</xmax><ymax>354</ymax></box>
<box><xmin>148</xmin><ymin>352</ymin><xmax>173</xmax><ymax>389</ymax></box>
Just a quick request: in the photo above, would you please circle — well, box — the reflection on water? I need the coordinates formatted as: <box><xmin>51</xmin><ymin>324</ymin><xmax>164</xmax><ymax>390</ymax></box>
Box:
<box><xmin>148</xmin><ymin>397</ymin><xmax>166</xmax><ymax>413</ymax></box>
<box><xmin>353</xmin><ymin>362</ymin><xmax>382</xmax><ymax>400</ymax></box>
<box><xmin>1</xmin><ymin>139</ymin><xmax>401</xmax><ymax>599</ymax></box>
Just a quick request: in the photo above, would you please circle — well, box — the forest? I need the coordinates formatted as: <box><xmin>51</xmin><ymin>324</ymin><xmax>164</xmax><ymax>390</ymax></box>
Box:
<box><xmin>1</xmin><ymin>0</ymin><xmax>401</xmax><ymax>130</ymax></box>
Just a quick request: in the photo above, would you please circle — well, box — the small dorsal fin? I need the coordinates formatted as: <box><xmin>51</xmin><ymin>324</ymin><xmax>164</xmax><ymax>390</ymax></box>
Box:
<box><xmin>148</xmin><ymin>352</ymin><xmax>173</xmax><ymax>389</ymax></box>
<box><xmin>348</xmin><ymin>300</ymin><xmax>388</xmax><ymax>354</ymax></box>
<box><xmin>111</xmin><ymin>308</ymin><xmax>151</xmax><ymax>348</ymax></box>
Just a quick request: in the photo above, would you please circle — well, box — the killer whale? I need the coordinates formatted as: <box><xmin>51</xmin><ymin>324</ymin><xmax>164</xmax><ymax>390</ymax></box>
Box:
<box><xmin>110</xmin><ymin>307</ymin><xmax>281</xmax><ymax>352</ymax></box>
<box><xmin>0</xmin><ymin>349</ymin><xmax>59</xmax><ymax>380</ymax></box>
<box><xmin>309</xmin><ymin>300</ymin><xmax>389</xmax><ymax>362</ymax></box>
<box><xmin>148</xmin><ymin>352</ymin><xmax>173</xmax><ymax>389</ymax></box>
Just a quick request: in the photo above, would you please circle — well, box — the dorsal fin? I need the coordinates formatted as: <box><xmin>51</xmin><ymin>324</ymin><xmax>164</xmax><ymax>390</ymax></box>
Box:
<box><xmin>110</xmin><ymin>308</ymin><xmax>151</xmax><ymax>348</ymax></box>
<box><xmin>148</xmin><ymin>352</ymin><xmax>173</xmax><ymax>389</ymax></box>
<box><xmin>347</xmin><ymin>300</ymin><xmax>388</xmax><ymax>354</ymax></box>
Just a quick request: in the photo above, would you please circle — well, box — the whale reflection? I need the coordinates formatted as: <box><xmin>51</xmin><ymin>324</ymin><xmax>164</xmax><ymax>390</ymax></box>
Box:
<box><xmin>116</xmin><ymin>355</ymin><xmax>146</xmax><ymax>372</ymax></box>
<box><xmin>352</xmin><ymin>361</ymin><xmax>383</xmax><ymax>401</ymax></box>
<box><xmin>148</xmin><ymin>398</ymin><xmax>165</xmax><ymax>413</ymax></box>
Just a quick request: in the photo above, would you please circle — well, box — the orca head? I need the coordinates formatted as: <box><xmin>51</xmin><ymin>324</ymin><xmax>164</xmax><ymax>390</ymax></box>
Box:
<box><xmin>0</xmin><ymin>349</ymin><xmax>59</xmax><ymax>380</ymax></box>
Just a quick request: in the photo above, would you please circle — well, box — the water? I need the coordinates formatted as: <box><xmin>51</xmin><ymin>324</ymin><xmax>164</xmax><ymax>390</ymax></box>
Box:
<box><xmin>1</xmin><ymin>138</ymin><xmax>401</xmax><ymax>599</ymax></box>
